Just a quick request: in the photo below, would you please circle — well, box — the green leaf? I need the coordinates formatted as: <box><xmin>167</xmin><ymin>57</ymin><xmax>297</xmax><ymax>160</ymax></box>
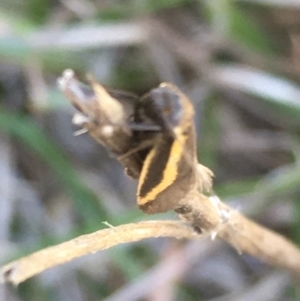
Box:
<box><xmin>204</xmin><ymin>1</ymin><xmax>273</xmax><ymax>54</ymax></box>
<box><xmin>198</xmin><ymin>93</ymin><xmax>220</xmax><ymax>170</ymax></box>
<box><xmin>215</xmin><ymin>177</ymin><xmax>260</xmax><ymax>198</ymax></box>
<box><xmin>229</xmin><ymin>3</ymin><xmax>274</xmax><ymax>54</ymax></box>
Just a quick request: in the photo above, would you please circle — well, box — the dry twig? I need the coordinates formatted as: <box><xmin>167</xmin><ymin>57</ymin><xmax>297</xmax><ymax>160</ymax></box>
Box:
<box><xmin>0</xmin><ymin>221</ymin><xmax>200</xmax><ymax>285</ymax></box>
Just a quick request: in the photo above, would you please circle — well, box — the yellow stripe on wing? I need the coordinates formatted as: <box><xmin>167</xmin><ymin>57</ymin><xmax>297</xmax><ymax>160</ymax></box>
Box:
<box><xmin>137</xmin><ymin>130</ymin><xmax>187</xmax><ymax>206</ymax></box>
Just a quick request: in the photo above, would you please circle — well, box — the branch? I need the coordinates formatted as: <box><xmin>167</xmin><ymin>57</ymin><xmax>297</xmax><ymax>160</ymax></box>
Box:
<box><xmin>0</xmin><ymin>221</ymin><xmax>200</xmax><ymax>285</ymax></box>
<box><xmin>171</xmin><ymin>190</ymin><xmax>300</xmax><ymax>279</ymax></box>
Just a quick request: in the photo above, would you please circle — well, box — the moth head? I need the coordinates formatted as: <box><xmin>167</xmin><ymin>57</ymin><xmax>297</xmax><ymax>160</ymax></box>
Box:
<box><xmin>145</xmin><ymin>83</ymin><xmax>194</xmax><ymax>132</ymax></box>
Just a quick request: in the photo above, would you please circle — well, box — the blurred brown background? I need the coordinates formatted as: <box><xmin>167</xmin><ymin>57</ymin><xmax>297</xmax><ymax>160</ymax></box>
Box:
<box><xmin>1</xmin><ymin>0</ymin><xmax>300</xmax><ymax>300</ymax></box>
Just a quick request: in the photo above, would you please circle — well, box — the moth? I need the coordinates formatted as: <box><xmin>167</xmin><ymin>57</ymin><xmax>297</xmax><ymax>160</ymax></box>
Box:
<box><xmin>131</xmin><ymin>83</ymin><xmax>213</xmax><ymax>214</ymax></box>
<box><xmin>59</xmin><ymin>70</ymin><xmax>213</xmax><ymax>215</ymax></box>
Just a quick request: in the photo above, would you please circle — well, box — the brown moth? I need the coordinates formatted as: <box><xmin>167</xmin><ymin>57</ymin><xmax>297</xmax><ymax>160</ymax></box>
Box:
<box><xmin>59</xmin><ymin>71</ymin><xmax>213</xmax><ymax>215</ymax></box>
<box><xmin>134</xmin><ymin>83</ymin><xmax>213</xmax><ymax>214</ymax></box>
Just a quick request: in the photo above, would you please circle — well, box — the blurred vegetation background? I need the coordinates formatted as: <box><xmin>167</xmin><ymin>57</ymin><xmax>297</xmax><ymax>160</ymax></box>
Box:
<box><xmin>1</xmin><ymin>0</ymin><xmax>300</xmax><ymax>300</ymax></box>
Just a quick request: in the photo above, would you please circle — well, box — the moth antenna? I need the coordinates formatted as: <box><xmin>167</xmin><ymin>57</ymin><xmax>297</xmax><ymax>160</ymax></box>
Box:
<box><xmin>74</xmin><ymin>128</ymin><xmax>89</xmax><ymax>136</ymax></box>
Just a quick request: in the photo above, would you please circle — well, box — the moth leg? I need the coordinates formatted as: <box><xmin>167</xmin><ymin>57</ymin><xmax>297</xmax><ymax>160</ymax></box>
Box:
<box><xmin>117</xmin><ymin>139</ymin><xmax>155</xmax><ymax>162</ymax></box>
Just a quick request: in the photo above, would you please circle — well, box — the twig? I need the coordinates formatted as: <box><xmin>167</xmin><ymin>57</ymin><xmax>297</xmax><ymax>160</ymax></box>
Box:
<box><xmin>0</xmin><ymin>221</ymin><xmax>200</xmax><ymax>285</ymax></box>
<box><xmin>215</xmin><ymin>200</ymin><xmax>300</xmax><ymax>278</ymax></box>
<box><xmin>173</xmin><ymin>189</ymin><xmax>300</xmax><ymax>279</ymax></box>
